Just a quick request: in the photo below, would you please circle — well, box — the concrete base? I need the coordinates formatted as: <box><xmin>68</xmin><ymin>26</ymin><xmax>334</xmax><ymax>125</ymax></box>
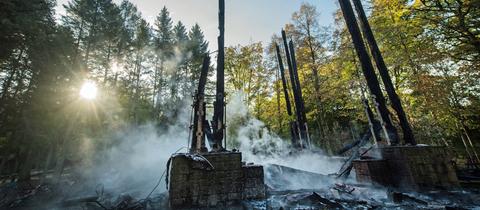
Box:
<box><xmin>353</xmin><ymin>146</ymin><xmax>460</xmax><ymax>190</ymax></box>
<box><xmin>168</xmin><ymin>152</ymin><xmax>265</xmax><ymax>208</ymax></box>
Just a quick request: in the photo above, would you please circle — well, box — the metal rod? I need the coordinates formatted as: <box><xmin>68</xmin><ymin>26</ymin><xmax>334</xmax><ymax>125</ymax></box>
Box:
<box><xmin>224</xmin><ymin>102</ymin><xmax>227</xmax><ymax>151</ymax></box>
<box><xmin>361</xmin><ymin>96</ymin><xmax>380</xmax><ymax>144</ymax></box>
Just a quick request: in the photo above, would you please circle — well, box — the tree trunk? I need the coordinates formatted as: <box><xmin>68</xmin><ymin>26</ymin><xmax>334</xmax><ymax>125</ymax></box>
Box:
<box><xmin>274</xmin><ymin>67</ymin><xmax>283</xmax><ymax>133</ymax></box>
<box><xmin>104</xmin><ymin>44</ymin><xmax>112</xmax><ymax>85</ymax></box>
<box><xmin>352</xmin><ymin>0</ymin><xmax>416</xmax><ymax>145</ymax></box>
<box><xmin>0</xmin><ymin>49</ymin><xmax>25</xmax><ymax>106</ymax></box>
<box><xmin>41</xmin><ymin>144</ymin><xmax>54</xmax><ymax>182</ymax></box>
<box><xmin>17</xmin><ymin>111</ymin><xmax>34</xmax><ymax>182</ymax></box>
<box><xmin>338</xmin><ymin>0</ymin><xmax>399</xmax><ymax>144</ymax></box>
<box><xmin>53</xmin><ymin>138</ymin><xmax>66</xmax><ymax>184</ymax></box>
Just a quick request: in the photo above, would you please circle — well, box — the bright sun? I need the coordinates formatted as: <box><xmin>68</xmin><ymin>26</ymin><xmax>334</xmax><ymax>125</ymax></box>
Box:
<box><xmin>79</xmin><ymin>80</ymin><xmax>97</xmax><ymax>100</ymax></box>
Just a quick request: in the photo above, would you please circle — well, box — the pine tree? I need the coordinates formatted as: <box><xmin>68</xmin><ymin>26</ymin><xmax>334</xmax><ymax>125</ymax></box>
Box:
<box><xmin>129</xmin><ymin>19</ymin><xmax>151</xmax><ymax>124</ymax></box>
<box><xmin>187</xmin><ymin>23</ymin><xmax>209</xmax><ymax>93</ymax></box>
<box><xmin>152</xmin><ymin>6</ymin><xmax>173</xmax><ymax>119</ymax></box>
<box><xmin>173</xmin><ymin>21</ymin><xmax>189</xmax><ymax>98</ymax></box>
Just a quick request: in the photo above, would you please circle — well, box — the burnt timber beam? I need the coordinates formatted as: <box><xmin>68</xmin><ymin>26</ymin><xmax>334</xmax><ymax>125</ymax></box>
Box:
<box><xmin>289</xmin><ymin>40</ymin><xmax>310</xmax><ymax>148</ymax></box>
<box><xmin>275</xmin><ymin>43</ymin><xmax>299</xmax><ymax>147</ymax></box>
<box><xmin>190</xmin><ymin>56</ymin><xmax>210</xmax><ymax>153</ymax></box>
<box><xmin>213</xmin><ymin>0</ymin><xmax>225</xmax><ymax>150</ymax></box>
<box><xmin>352</xmin><ymin>0</ymin><xmax>416</xmax><ymax>145</ymax></box>
<box><xmin>338</xmin><ymin>0</ymin><xmax>399</xmax><ymax>145</ymax></box>
<box><xmin>281</xmin><ymin>30</ymin><xmax>298</xmax><ymax>113</ymax></box>
<box><xmin>281</xmin><ymin>30</ymin><xmax>302</xmax><ymax>148</ymax></box>
<box><xmin>275</xmin><ymin>43</ymin><xmax>293</xmax><ymax>116</ymax></box>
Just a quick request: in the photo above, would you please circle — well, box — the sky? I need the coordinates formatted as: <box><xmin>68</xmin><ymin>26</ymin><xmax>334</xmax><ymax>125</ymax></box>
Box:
<box><xmin>55</xmin><ymin>0</ymin><xmax>338</xmax><ymax>50</ymax></box>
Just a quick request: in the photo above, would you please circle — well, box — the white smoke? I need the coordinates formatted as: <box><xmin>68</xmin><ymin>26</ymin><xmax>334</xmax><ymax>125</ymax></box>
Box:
<box><xmin>77</xmin><ymin>99</ymin><xmax>192</xmax><ymax>198</ymax></box>
<box><xmin>226</xmin><ymin>92</ymin><xmax>344</xmax><ymax>190</ymax></box>
<box><xmin>76</xmin><ymin>91</ymin><xmax>343</xmax><ymax>199</ymax></box>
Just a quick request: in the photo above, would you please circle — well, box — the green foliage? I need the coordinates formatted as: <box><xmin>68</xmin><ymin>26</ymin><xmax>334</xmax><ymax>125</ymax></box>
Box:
<box><xmin>0</xmin><ymin>0</ymin><xmax>209</xmax><ymax>177</ymax></box>
<box><xmin>226</xmin><ymin>1</ymin><xmax>479</xmax><ymax>155</ymax></box>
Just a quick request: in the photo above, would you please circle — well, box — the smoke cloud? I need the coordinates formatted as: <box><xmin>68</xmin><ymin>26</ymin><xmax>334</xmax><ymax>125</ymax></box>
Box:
<box><xmin>75</xmin><ymin>99</ymin><xmax>191</xmax><ymax>199</ymax></box>
<box><xmin>74</xmin><ymin>91</ymin><xmax>343</xmax><ymax>200</ymax></box>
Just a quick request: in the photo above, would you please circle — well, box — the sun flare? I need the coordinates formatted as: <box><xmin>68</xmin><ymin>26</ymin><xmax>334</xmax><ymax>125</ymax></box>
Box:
<box><xmin>79</xmin><ymin>80</ymin><xmax>98</xmax><ymax>100</ymax></box>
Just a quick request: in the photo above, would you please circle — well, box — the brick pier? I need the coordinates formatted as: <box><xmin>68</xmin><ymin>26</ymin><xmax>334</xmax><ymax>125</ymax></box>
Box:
<box><xmin>168</xmin><ymin>152</ymin><xmax>265</xmax><ymax>208</ymax></box>
<box><xmin>353</xmin><ymin>146</ymin><xmax>459</xmax><ymax>190</ymax></box>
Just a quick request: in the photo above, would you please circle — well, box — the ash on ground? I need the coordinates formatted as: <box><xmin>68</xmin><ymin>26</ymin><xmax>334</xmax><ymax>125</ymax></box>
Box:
<box><xmin>2</xmin><ymin>164</ymin><xmax>479</xmax><ymax>210</ymax></box>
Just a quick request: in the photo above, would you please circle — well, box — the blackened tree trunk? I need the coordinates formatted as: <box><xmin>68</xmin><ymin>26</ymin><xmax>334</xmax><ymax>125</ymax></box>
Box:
<box><xmin>275</xmin><ymin>44</ymin><xmax>293</xmax><ymax>116</ymax></box>
<box><xmin>338</xmin><ymin>0</ymin><xmax>399</xmax><ymax>144</ymax></box>
<box><xmin>212</xmin><ymin>0</ymin><xmax>225</xmax><ymax>150</ymax></box>
<box><xmin>190</xmin><ymin>56</ymin><xmax>210</xmax><ymax>153</ymax></box>
<box><xmin>276</xmin><ymin>43</ymin><xmax>298</xmax><ymax>145</ymax></box>
<box><xmin>281</xmin><ymin>30</ymin><xmax>302</xmax><ymax>148</ymax></box>
<box><xmin>352</xmin><ymin>0</ymin><xmax>416</xmax><ymax>145</ymax></box>
<box><xmin>289</xmin><ymin>40</ymin><xmax>310</xmax><ymax>148</ymax></box>
<box><xmin>274</xmin><ymin>53</ymin><xmax>283</xmax><ymax>132</ymax></box>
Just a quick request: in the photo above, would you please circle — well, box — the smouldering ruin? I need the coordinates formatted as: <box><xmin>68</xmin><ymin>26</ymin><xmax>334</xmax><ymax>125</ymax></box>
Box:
<box><xmin>167</xmin><ymin>0</ymin><xmax>475</xmax><ymax>208</ymax></box>
<box><xmin>1</xmin><ymin>0</ymin><xmax>479</xmax><ymax>209</ymax></box>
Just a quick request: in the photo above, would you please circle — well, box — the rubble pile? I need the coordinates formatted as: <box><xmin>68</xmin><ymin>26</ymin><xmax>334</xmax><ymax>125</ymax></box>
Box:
<box><xmin>1</xmin><ymin>164</ymin><xmax>479</xmax><ymax>210</ymax></box>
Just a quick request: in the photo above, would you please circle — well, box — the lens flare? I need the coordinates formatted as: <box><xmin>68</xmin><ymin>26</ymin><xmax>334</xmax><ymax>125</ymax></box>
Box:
<box><xmin>80</xmin><ymin>80</ymin><xmax>98</xmax><ymax>100</ymax></box>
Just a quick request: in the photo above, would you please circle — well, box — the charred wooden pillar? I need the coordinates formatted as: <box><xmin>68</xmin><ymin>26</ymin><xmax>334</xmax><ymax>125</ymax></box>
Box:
<box><xmin>289</xmin><ymin>40</ymin><xmax>310</xmax><ymax>148</ymax></box>
<box><xmin>280</xmin><ymin>30</ymin><xmax>310</xmax><ymax>148</ymax></box>
<box><xmin>275</xmin><ymin>43</ymin><xmax>298</xmax><ymax>146</ymax></box>
<box><xmin>352</xmin><ymin>0</ymin><xmax>416</xmax><ymax>145</ymax></box>
<box><xmin>281</xmin><ymin>30</ymin><xmax>297</xmax><ymax>111</ymax></box>
<box><xmin>281</xmin><ymin>30</ymin><xmax>302</xmax><ymax>148</ymax></box>
<box><xmin>212</xmin><ymin>0</ymin><xmax>225</xmax><ymax>150</ymax></box>
<box><xmin>190</xmin><ymin>56</ymin><xmax>210</xmax><ymax>153</ymax></box>
<box><xmin>275</xmin><ymin>44</ymin><xmax>293</xmax><ymax>116</ymax></box>
<box><xmin>362</xmin><ymin>97</ymin><xmax>381</xmax><ymax>144</ymax></box>
<box><xmin>338</xmin><ymin>0</ymin><xmax>399</xmax><ymax>145</ymax></box>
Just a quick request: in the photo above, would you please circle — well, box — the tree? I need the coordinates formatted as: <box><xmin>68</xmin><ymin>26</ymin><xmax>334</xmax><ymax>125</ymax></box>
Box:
<box><xmin>152</xmin><ymin>7</ymin><xmax>173</xmax><ymax>119</ymax></box>
<box><xmin>291</xmin><ymin>3</ymin><xmax>331</xmax><ymax>142</ymax></box>
<box><xmin>0</xmin><ymin>0</ymin><xmax>80</xmax><ymax>181</ymax></box>
<box><xmin>0</xmin><ymin>1</ymin><xmax>216</xmax><ymax>181</ymax></box>
<box><xmin>172</xmin><ymin>21</ymin><xmax>189</xmax><ymax>98</ymax></box>
<box><xmin>187</xmin><ymin>24</ymin><xmax>209</xmax><ymax>93</ymax></box>
<box><xmin>416</xmin><ymin>0</ymin><xmax>480</xmax><ymax>63</ymax></box>
<box><xmin>225</xmin><ymin>43</ymin><xmax>270</xmax><ymax>118</ymax></box>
